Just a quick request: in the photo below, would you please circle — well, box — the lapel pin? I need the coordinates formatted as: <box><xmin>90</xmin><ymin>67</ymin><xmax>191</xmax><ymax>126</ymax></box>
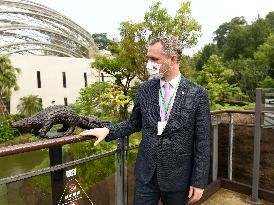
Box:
<box><xmin>182</xmin><ymin>91</ymin><xmax>185</xmax><ymax>95</ymax></box>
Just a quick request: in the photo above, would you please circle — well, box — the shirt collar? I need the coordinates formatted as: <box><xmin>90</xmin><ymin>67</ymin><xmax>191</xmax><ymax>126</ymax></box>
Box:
<box><xmin>160</xmin><ymin>73</ymin><xmax>181</xmax><ymax>88</ymax></box>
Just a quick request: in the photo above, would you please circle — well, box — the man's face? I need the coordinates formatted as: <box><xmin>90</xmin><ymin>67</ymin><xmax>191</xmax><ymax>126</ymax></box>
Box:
<box><xmin>147</xmin><ymin>42</ymin><xmax>170</xmax><ymax>74</ymax></box>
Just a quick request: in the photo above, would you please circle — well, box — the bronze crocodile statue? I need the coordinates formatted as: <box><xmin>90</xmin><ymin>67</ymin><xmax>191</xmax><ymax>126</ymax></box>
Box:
<box><xmin>12</xmin><ymin>105</ymin><xmax>109</xmax><ymax>138</ymax></box>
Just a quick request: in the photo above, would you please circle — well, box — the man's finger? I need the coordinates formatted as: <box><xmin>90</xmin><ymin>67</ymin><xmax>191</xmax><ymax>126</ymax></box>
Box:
<box><xmin>188</xmin><ymin>186</ymin><xmax>193</xmax><ymax>198</ymax></box>
<box><xmin>94</xmin><ymin>137</ymin><xmax>103</xmax><ymax>146</ymax></box>
<box><xmin>80</xmin><ymin>129</ymin><xmax>95</xmax><ymax>136</ymax></box>
<box><xmin>79</xmin><ymin>130</ymin><xmax>89</xmax><ymax>135</ymax></box>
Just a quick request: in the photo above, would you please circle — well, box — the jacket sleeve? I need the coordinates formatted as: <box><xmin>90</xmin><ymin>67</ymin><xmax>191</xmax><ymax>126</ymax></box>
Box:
<box><xmin>190</xmin><ymin>88</ymin><xmax>211</xmax><ymax>189</ymax></box>
<box><xmin>105</xmin><ymin>87</ymin><xmax>142</xmax><ymax>142</ymax></box>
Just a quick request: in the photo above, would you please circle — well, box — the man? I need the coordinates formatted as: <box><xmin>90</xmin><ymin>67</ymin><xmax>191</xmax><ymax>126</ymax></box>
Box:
<box><xmin>80</xmin><ymin>35</ymin><xmax>211</xmax><ymax>205</ymax></box>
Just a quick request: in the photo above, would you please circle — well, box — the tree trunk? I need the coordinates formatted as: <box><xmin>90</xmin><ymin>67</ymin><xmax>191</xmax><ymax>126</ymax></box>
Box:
<box><xmin>0</xmin><ymin>96</ymin><xmax>9</xmax><ymax>115</ymax></box>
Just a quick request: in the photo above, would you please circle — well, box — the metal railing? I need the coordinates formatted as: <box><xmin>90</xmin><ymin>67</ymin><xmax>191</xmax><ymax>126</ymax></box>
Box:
<box><xmin>0</xmin><ymin>89</ymin><xmax>274</xmax><ymax>205</ymax></box>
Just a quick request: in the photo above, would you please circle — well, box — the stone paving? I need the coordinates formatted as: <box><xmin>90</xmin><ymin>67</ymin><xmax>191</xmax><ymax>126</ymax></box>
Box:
<box><xmin>202</xmin><ymin>188</ymin><xmax>274</xmax><ymax>205</ymax></box>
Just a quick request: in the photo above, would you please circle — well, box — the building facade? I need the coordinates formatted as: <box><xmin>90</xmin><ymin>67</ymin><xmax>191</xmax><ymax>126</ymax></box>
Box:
<box><xmin>9</xmin><ymin>55</ymin><xmax>109</xmax><ymax>114</ymax></box>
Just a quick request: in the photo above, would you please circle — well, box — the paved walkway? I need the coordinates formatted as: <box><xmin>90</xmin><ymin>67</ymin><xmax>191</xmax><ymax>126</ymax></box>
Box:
<box><xmin>202</xmin><ymin>188</ymin><xmax>274</xmax><ymax>205</ymax></box>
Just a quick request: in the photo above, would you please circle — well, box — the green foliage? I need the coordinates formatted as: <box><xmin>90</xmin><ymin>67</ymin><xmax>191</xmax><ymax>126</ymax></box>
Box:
<box><xmin>223</xmin><ymin>26</ymin><xmax>251</xmax><ymax>60</ymax></box>
<box><xmin>254</xmin><ymin>33</ymin><xmax>274</xmax><ymax>78</ymax></box>
<box><xmin>17</xmin><ymin>95</ymin><xmax>42</xmax><ymax>117</ymax></box>
<box><xmin>99</xmin><ymin>86</ymin><xmax>130</xmax><ymax>119</ymax></box>
<box><xmin>92</xmin><ymin>54</ymin><xmax>133</xmax><ymax>87</ymax></box>
<box><xmin>192</xmin><ymin>12</ymin><xmax>274</xmax><ymax>106</ymax></box>
<box><xmin>71</xmin><ymin>82</ymin><xmax>122</xmax><ymax>122</ymax></box>
<box><xmin>30</xmin><ymin>158</ymin><xmax>51</xmax><ymax>194</ymax></box>
<box><xmin>211</xmin><ymin>103</ymin><xmax>256</xmax><ymax>111</ymax></box>
<box><xmin>0</xmin><ymin>114</ymin><xmax>21</xmax><ymax>143</ymax></box>
<box><xmin>144</xmin><ymin>1</ymin><xmax>201</xmax><ymax>48</ymax></box>
<box><xmin>0</xmin><ymin>54</ymin><xmax>20</xmax><ymax>98</ymax></box>
<box><xmin>91</xmin><ymin>1</ymin><xmax>201</xmax><ymax>119</ymax></box>
<box><xmin>196</xmin><ymin>55</ymin><xmax>246</xmax><ymax>104</ymax></box>
<box><xmin>225</xmin><ymin>58</ymin><xmax>269</xmax><ymax>101</ymax></box>
<box><xmin>266</xmin><ymin>12</ymin><xmax>274</xmax><ymax>28</ymax></box>
<box><xmin>191</xmin><ymin>44</ymin><xmax>219</xmax><ymax>70</ymax></box>
<box><xmin>0</xmin><ymin>54</ymin><xmax>20</xmax><ymax>112</ymax></box>
<box><xmin>0</xmin><ymin>133</ymin><xmax>37</xmax><ymax>147</ymax></box>
<box><xmin>259</xmin><ymin>76</ymin><xmax>274</xmax><ymax>88</ymax></box>
<box><xmin>69</xmin><ymin>132</ymin><xmax>141</xmax><ymax>190</ymax></box>
<box><xmin>223</xmin><ymin>17</ymin><xmax>272</xmax><ymax>61</ymax></box>
<box><xmin>92</xmin><ymin>33</ymin><xmax>113</xmax><ymax>50</ymax></box>
<box><xmin>213</xmin><ymin>16</ymin><xmax>247</xmax><ymax>49</ymax></box>
<box><xmin>179</xmin><ymin>55</ymin><xmax>197</xmax><ymax>80</ymax></box>
<box><xmin>77</xmin><ymin>155</ymin><xmax>117</xmax><ymax>191</ymax></box>
<box><xmin>68</xmin><ymin>140</ymin><xmax>116</xmax><ymax>190</ymax></box>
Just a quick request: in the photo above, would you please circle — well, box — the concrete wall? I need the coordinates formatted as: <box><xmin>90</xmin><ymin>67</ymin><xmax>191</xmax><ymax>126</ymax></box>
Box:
<box><xmin>9</xmin><ymin>55</ymin><xmax>111</xmax><ymax>114</ymax></box>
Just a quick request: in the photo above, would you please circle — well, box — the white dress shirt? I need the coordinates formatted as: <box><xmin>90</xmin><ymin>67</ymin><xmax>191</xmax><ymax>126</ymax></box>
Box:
<box><xmin>159</xmin><ymin>73</ymin><xmax>181</xmax><ymax>121</ymax></box>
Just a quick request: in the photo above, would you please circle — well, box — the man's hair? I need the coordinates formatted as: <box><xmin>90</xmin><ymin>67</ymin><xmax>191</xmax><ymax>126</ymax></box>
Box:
<box><xmin>149</xmin><ymin>35</ymin><xmax>182</xmax><ymax>62</ymax></box>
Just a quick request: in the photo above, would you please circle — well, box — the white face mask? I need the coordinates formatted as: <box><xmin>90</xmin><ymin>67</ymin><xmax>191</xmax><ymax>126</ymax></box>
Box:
<box><xmin>146</xmin><ymin>60</ymin><xmax>166</xmax><ymax>79</ymax></box>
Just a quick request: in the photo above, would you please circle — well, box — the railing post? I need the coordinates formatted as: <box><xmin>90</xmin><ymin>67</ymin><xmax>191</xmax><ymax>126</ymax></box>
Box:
<box><xmin>228</xmin><ymin>113</ymin><xmax>234</xmax><ymax>180</ymax></box>
<box><xmin>116</xmin><ymin>137</ymin><xmax>128</xmax><ymax>205</ymax></box>
<box><xmin>248</xmin><ymin>88</ymin><xmax>262</xmax><ymax>205</ymax></box>
<box><xmin>212</xmin><ymin>114</ymin><xmax>221</xmax><ymax>181</ymax></box>
<box><xmin>49</xmin><ymin>145</ymin><xmax>64</xmax><ymax>205</ymax></box>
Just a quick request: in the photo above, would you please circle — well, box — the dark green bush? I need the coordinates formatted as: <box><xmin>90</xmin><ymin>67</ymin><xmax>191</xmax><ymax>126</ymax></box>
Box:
<box><xmin>0</xmin><ymin>114</ymin><xmax>22</xmax><ymax>143</ymax></box>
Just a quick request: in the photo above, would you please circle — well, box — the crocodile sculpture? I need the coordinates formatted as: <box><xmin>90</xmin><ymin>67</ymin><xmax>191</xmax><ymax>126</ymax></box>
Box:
<box><xmin>12</xmin><ymin>105</ymin><xmax>109</xmax><ymax>138</ymax></box>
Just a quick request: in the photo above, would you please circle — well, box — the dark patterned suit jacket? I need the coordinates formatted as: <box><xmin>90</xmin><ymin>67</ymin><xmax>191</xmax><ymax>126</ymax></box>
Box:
<box><xmin>105</xmin><ymin>75</ymin><xmax>211</xmax><ymax>191</ymax></box>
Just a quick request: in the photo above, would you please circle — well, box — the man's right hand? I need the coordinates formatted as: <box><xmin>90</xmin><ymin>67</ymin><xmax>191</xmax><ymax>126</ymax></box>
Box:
<box><xmin>79</xmin><ymin>127</ymin><xmax>109</xmax><ymax>146</ymax></box>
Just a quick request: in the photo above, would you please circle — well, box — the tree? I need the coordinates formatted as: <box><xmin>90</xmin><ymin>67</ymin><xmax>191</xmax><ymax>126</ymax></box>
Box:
<box><xmin>259</xmin><ymin>76</ymin><xmax>274</xmax><ymax>88</ymax></box>
<box><xmin>265</xmin><ymin>11</ymin><xmax>274</xmax><ymax>29</ymax></box>
<box><xmin>196</xmin><ymin>55</ymin><xmax>246</xmax><ymax>104</ymax></box>
<box><xmin>92</xmin><ymin>33</ymin><xmax>113</xmax><ymax>50</ymax></box>
<box><xmin>91</xmin><ymin>1</ymin><xmax>201</xmax><ymax>120</ymax></box>
<box><xmin>0</xmin><ymin>54</ymin><xmax>20</xmax><ymax>113</ymax></box>
<box><xmin>191</xmin><ymin>43</ymin><xmax>219</xmax><ymax>70</ymax></box>
<box><xmin>254</xmin><ymin>33</ymin><xmax>274</xmax><ymax>78</ymax></box>
<box><xmin>144</xmin><ymin>1</ymin><xmax>201</xmax><ymax>48</ymax></box>
<box><xmin>17</xmin><ymin>95</ymin><xmax>42</xmax><ymax>117</ymax></box>
<box><xmin>71</xmin><ymin>82</ymin><xmax>127</xmax><ymax>122</ymax></box>
<box><xmin>179</xmin><ymin>55</ymin><xmax>197</xmax><ymax>80</ymax></box>
<box><xmin>213</xmin><ymin>16</ymin><xmax>247</xmax><ymax>49</ymax></box>
<box><xmin>225</xmin><ymin>58</ymin><xmax>269</xmax><ymax>101</ymax></box>
<box><xmin>71</xmin><ymin>82</ymin><xmax>110</xmax><ymax>116</ymax></box>
<box><xmin>223</xmin><ymin>17</ymin><xmax>272</xmax><ymax>60</ymax></box>
<box><xmin>99</xmin><ymin>86</ymin><xmax>130</xmax><ymax>120</ymax></box>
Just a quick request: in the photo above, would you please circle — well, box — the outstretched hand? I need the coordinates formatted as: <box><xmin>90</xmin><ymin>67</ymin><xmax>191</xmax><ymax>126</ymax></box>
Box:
<box><xmin>79</xmin><ymin>127</ymin><xmax>109</xmax><ymax>146</ymax></box>
<box><xmin>188</xmin><ymin>186</ymin><xmax>204</xmax><ymax>204</ymax></box>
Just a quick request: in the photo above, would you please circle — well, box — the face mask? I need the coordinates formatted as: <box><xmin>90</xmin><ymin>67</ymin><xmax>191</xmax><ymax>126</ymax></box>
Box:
<box><xmin>146</xmin><ymin>60</ymin><xmax>167</xmax><ymax>79</ymax></box>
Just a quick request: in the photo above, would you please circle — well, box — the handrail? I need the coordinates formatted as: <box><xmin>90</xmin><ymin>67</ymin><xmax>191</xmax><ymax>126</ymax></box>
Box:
<box><xmin>0</xmin><ymin>134</ymin><xmax>96</xmax><ymax>157</ymax></box>
<box><xmin>0</xmin><ymin>108</ymin><xmax>273</xmax><ymax>204</ymax></box>
<box><xmin>0</xmin><ymin>149</ymin><xmax>117</xmax><ymax>185</ymax></box>
<box><xmin>0</xmin><ymin>109</ymin><xmax>262</xmax><ymax>158</ymax></box>
<box><xmin>210</xmin><ymin>109</ymin><xmax>255</xmax><ymax>115</ymax></box>
<box><xmin>0</xmin><ymin>109</ymin><xmax>259</xmax><ymax>158</ymax></box>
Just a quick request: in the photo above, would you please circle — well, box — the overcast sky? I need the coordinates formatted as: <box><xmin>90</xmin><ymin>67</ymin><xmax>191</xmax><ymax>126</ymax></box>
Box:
<box><xmin>32</xmin><ymin>0</ymin><xmax>273</xmax><ymax>55</ymax></box>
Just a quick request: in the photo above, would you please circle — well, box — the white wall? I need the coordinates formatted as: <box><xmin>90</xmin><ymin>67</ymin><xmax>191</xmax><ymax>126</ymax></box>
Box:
<box><xmin>9</xmin><ymin>55</ymin><xmax>110</xmax><ymax>114</ymax></box>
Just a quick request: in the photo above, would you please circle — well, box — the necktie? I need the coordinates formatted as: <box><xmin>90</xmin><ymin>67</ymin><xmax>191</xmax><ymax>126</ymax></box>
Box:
<box><xmin>164</xmin><ymin>82</ymin><xmax>171</xmax><ymax>105</ymax></box>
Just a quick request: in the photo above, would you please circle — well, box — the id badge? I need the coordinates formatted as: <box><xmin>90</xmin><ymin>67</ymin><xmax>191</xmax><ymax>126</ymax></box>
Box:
<box><xmin>157</xmin><ymin>121</ymin><xmax>167</xmax><ymax>135</ymax></box>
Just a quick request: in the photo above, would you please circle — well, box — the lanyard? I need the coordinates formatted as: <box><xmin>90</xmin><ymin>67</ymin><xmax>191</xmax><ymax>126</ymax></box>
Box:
<box><xmin>159</xmin><ymin>77</ymin><xmax>181</xmax><ymax>114</ymax></box>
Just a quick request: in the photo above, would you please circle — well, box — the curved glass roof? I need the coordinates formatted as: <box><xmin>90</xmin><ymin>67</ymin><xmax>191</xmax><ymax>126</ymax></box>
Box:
<box><xmin>0</xmin><ymin>0</ymin><xmax>98</xmax><ymax>58</ymax></box>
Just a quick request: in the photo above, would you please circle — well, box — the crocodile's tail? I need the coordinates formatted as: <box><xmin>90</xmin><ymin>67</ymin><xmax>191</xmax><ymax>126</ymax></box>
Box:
<box><xmin>12</xmin><ymin>117</ymin><xmax>33</xmax><ymax>128</ymax></box>
<box><xmin>78</xmin><ymin>116</ymin><xmax>110</xmax><ymax>129</ymax></box>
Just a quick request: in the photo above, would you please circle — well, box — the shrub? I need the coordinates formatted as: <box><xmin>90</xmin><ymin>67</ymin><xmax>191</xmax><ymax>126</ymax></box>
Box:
<box><xmin>0</xmin><ymin>114</ymin><xmax>22</xmax><ymax>143</ymax></box>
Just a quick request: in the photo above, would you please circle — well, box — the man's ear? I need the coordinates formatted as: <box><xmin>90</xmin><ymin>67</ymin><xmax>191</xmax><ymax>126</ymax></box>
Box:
<box><xmin>171</xmin><ymin>55</ymin><xmax>178</xmax><ymax>65</ymax></box>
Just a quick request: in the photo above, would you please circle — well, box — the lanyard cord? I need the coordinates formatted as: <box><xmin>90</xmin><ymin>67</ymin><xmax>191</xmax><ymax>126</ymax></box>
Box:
<box><xmin>159</xmin><ymin>77</ymin><xmax>181</xmax><ymax>114</ymax></box>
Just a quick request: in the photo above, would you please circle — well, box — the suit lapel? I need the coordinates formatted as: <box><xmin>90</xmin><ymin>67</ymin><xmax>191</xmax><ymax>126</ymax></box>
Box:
<box><xmin>148</xmin><ymin>79</ymin><xmax>161</xmax><ymax>128</ymax></box>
